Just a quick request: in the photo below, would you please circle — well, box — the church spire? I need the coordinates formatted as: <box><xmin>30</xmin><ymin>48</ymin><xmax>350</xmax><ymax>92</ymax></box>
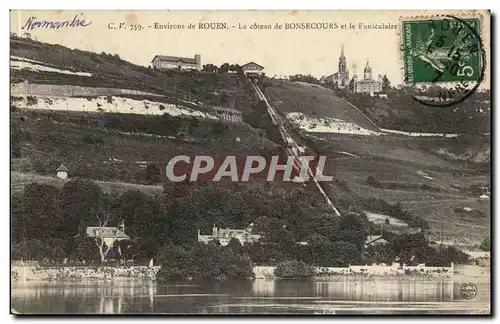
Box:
<box><xmin>364</xmin><ymin>58</ymin><xmax>372</xmax><ymax>80</ymax></box>
<box><xmin>340</xmin><ymin>44</ymin><xmax>345</xmax><ymax>58</ymax></box>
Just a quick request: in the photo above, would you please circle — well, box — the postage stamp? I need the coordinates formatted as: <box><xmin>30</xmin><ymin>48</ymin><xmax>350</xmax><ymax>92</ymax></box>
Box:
<box><xmin>401</xmin><ymin>14</ymin><xmax>486</xmax><ymax>106</ymax></box>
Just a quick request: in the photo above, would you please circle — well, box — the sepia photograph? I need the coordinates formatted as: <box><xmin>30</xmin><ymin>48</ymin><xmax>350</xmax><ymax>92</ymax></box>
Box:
<box><xmin>9</xmin><ymin>9</ymin><xmax>491</xmax><ymax>315</ymax></box>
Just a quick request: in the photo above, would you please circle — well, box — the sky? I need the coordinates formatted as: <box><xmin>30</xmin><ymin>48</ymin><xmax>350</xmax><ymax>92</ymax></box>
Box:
<box><xmin>10</xmin><ymin>10</ymin><xmax>491</xmax><ymax>87</ymax></box>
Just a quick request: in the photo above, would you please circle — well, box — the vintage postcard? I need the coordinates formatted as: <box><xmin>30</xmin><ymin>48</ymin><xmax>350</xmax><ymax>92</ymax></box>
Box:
<box><xmin>10</xmin><ymin>10</ymin><xmax>491</xmax><ymax>315</ymax></box>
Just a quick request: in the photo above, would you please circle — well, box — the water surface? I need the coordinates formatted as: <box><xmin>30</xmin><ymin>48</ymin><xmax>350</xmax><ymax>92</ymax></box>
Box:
<box><xmin>11</xmin><ymin>278</ymin><xmax>490</xmax><ymax>314</ymax></box>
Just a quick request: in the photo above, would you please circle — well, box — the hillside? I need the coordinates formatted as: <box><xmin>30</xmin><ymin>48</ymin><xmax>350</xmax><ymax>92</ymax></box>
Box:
<box><xmin>10</xmin><ymin>36</ymin><xmax>256</xmax><ymax>115</ymax></box>
<box><xmin>260</xmin><ymin>80</ymin><xmax>490</xmax><ymax>244</ymax></box>
<box><xmin>10</xmin><ymin>36</ymin><xmax>490</xmax><ymax>246</ymax></box>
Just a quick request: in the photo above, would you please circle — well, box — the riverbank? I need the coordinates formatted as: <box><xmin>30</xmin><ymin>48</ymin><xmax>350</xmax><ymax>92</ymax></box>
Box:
<box><xmin>254</xmin><ymin>263</ymin><xmax>457</xmax><ymax>279</ymax></box>
<box><xmin>11</xmin><ymin>264</ymin><xmax>161</xmax><ymax>282</ymax></box>
<box><xmin>12</xmin><ymin>261</ymin><xmax>487</xmax><ymax>283</ymax></box>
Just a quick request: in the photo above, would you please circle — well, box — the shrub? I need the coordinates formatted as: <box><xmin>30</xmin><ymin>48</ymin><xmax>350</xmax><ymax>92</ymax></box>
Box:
<box><xmin>275</xmin><ymin>260</ymin><xmax>314</xmax><ymax>278</ymax></box>
<box><xmin>10</xmin><ymin>96</ymin><xmax>23</xmax><ymax>102</ymax></box>
<box><xmin>479</xmin><ymin>237</ymin><xmax>490</xmax><ymax>251</ymax></box>
<box><xmin>26</xmin><ymin>95</ymin><xmax>38</xmax><ymax>106</ymax></box>
<box><xmin>82</xmin><ymin>134</ymin><xmax>104</xmax><ymax>145</ymax></box>
<box><xmin>366</xmin><ymin>175</ymin><xmax>381</xmax><ymax>188</ymax></box>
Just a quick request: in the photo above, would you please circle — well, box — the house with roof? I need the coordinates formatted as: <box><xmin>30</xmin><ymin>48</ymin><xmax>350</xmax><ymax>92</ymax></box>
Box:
<box><xmin>151</xmin><ymin>54</ymin><xmax>201</xmax><ymax>71</ymax></box>
<box><xmin>241</xmin><ymin>62</ymin><xmax>265</xmax><ymax>76</ymax></box>
<box><xmin>56</xmin><ymin>164</ymin><xmax>68</xmax><ymax>179</ymax></box>
<box><xmin>364</xmin><ymin>235</ymin><xmax>388</xmax><ymax>248</ymax></box>
<box><xmin>198</xmin><ymin>224</ymin><xmax>261</xmax><ymax>246</ymax></box>
<box><xmin>320</xmin><ymin>74</ymin><xmax>335</xmax><ymax>84</ymax></box>
<box><xmin>86</xmin><ymin>221</ymin><xmax>129</xmax><ymax>246</ymax></box>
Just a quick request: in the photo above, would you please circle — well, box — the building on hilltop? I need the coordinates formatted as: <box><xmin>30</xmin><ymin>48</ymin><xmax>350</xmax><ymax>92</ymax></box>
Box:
<box><xmin>56</xmin><ymin>164</ymin><xmax>68</xmax><ymax>180</ymax></box>
<box><xmin>241</xmin><ymin>62</ymin><xmax>265</xmax><ymax>76</ymax></box>
<box><xmin>320</xmin><ymin>74</ymin><xmax>335</xmax><ymax>84</ymax></box>
<box><xmin>198</xmin><ymin>224</ymin><xmax>261</xmax><ymax>246</ymax></box>
<box><xmin>354</xmin><ymin>59</ymin><xmax>382</xmax><ymax>95</ymax></box>
<box><xmin>151</xmin><ymin>54</ymin><xmax>201</xmax><ymax>71</ymax></box>
<box><xmin>332</xmin><ymin>45</ymin><xmax>350</xmax><ymax>88</ymax></box>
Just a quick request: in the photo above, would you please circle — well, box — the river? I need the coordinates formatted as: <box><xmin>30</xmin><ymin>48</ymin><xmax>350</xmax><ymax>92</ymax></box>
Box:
<box><xmin>11</xmin><ymin>278</ymin><xmax>490</xmax><ymax>315</ymax></box>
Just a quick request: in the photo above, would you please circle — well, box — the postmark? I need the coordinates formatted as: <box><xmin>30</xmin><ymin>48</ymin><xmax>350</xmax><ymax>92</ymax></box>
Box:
<box><xmin>401</xmin><ymin>15</ymin><xmax>485</xmax><ymax>107</ymax></box>
<box><xmin>460</xmin><ymin>282</ymin><xmax>478</xmax><ymax>300</ymax></box>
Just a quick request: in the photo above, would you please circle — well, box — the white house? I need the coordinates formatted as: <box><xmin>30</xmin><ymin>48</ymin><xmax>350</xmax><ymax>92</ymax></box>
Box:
<box><xmin>198</xmin><ymin>224</ymin><xmax>261</xmax><ymax>246</ymax></box>
<box><xmin>151</xmin><ymin>54</ymin><xmax>201</xmax><ymax>71</ymax></box>
<box><xmin>56</xmin><ymin>164</ymin><xmax>68</xmax><ymax>180</ymax></box>
<box><xmin>241</xmin><ymin>62</ymin><xmax>265</xmax><ymax>76</ymax></box>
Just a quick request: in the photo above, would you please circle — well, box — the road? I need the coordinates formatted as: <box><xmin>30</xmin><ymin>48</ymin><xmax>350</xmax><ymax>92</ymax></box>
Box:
<box><xmin>250</xmin><ymin>80</ymin><xmax>341</xmax><ymax>217</ymax></box>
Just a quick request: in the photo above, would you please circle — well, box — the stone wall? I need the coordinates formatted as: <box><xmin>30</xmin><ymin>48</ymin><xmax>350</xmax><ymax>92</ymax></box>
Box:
<box><xmin>253</xmin><ymin>263</ymin><xmax>454</xmax><ymax>279</ymax></box>
<box><xmin>11</xmin><ymin>81</ymin><xmax>163</xmax><ymax>98</ymax></box>
<box><xmin>11</xmin><ymin>264</ymin><xmax>161</xmax><ymax>282</ymax></box>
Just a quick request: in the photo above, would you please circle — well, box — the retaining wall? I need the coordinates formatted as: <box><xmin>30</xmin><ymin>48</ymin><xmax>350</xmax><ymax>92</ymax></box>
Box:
<box><xmin>11</xmin><ymin>81</ymin><xmax>163</xmax><ymax>98</ymax></box>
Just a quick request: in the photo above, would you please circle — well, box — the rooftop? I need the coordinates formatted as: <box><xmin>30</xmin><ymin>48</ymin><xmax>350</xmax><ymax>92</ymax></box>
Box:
<box><xmin>152</xmin><ymin>55</ymin><xmax>197</xmax><ymax>64</ymax></box>
<box><xmin>86</xmin><ymin>227</ymin><xmax>129</xmax><ymax>240</ymax></box>
<box><xmin>56</xmin><ymin>164</ymin><xmax>68</xmax><ymax>172</ymax></box>
<box><xmin>242</xmin><ymin>62</ymin><xmax>265</xmax><ymax>69</ymax></box>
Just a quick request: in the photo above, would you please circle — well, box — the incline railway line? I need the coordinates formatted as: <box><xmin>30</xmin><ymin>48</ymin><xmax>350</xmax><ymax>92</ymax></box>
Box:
<box><xmin>250</xmin><ymin>80</ymin><xmax>341</xmax><ymax>217</ymax></box>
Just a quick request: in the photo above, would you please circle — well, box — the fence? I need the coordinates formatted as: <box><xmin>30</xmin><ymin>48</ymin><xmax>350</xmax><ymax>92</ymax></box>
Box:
<box><xmin>11</xmin><ymin>81</ymin><xmax>164</xmax><ymax>98</ymax></box>
<box><xmin>211</xmin><ymin>106</ymin><xmax>243</xmax><ymax>123</ymax></box>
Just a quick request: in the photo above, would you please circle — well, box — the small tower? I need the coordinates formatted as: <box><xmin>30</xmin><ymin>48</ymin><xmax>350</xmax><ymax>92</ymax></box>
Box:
<box><xmin>56</xmin><ymin>164</ymin><xmax>68</xmax><ymax>180</ymax></box>
<box><xmin>118</xmin><ymin>220</ymin><xmax>125</xmax><ymax>234</ymax></box>
<box><xmin>364</xmin><ymin>58</ymin><xmax>372</xmax><ymax>80</ymax></box>
<box><xmin>337</xmin><ymin>44</ymin><xmax>349</xmax><ymax>87</ymax></box>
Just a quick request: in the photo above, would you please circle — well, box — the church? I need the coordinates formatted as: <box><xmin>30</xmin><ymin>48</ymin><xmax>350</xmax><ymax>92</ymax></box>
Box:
<box><xmin>333</xmin><ymin>45</ymin><xmax>349</xmax><ymax>88</ymax></box>
<box><xmin>354</xmin><ymin>59</ymin><xmax>383</xmax><ymax>95</ymax></box>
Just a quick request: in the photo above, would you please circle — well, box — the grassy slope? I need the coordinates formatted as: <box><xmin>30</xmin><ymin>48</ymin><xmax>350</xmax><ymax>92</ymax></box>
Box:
<box><xmin>263</xmin><ymin>81</ymin><xmax>379</xmax><ymax>131</ymax></box>
<box><xmin>11</xmin><ymin>108</ymin><xmax>279</xmax><ymax>184</ymax></box>
<box><xmin>11</xmin><ymin>171</ymin><xmax>164</xmax><ymax>196</ymax></box>
<box><xmin>10</xmin><ymin>36</ymin><xmax>256</xmax><ymax>115</ymax></box>
<box><xmin>262</xmin><ymin>81</ymin><xmax>490</xmax><ymax>243</ymax></box>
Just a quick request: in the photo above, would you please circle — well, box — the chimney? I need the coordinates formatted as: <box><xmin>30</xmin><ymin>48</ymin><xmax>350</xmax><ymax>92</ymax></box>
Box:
<box><xmin>118</xmin><ymin>220</ymin><xmax>125</xmax><ymax>233</ymax></box>
<box><xmin>195</xmin><ymin>54</ymin><xmax>201</xmax><ymax>71</ymax></box>
<box><xmin>212</xmin><ymin>224</ymin><xmax>217</xmax><ymax>237</ymax></box>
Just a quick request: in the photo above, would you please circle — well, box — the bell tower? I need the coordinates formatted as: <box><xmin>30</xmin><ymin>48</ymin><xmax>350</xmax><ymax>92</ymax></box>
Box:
<box><xmin>364</xmin><ymin>58</ymin><xmax>372</xmax><ymax>80</ymax></box>
<box><xmin>337</xmin><ymin>45</ymin><xmax>349</xmax><ymax>87</ymax></box>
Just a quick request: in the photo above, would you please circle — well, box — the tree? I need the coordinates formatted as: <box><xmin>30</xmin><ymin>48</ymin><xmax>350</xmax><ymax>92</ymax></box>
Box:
<box><xmin>382</xmin><ymin>74</ymin><xmax>391</xmax><ymax>92</ymax></box>
<box><xmin>349</xmin><ymin>77</ymin><xmax>355</xmax><ymax>90</ymax></box>
<box><xmin>218</xmin><ymin>63</ymin><xmax>230</xmax><ymax>73</ymax></box>
<box><xmin>275</xmin><ymin>260</ymin><xmax>314</xmax><ymax>278</ymax></box>
<box><xmin>202</xmin><ymin>64</ymin><xmax>218</xmax><ymax>73</ymax></box>
<box><xmin>479</xmin><ymin>237</ymin><xmax>490</xmax><ymax>251</ymax></box>
<box><xmin>91</xmin><ymin>212</ymin><xmax>115</xmax><ymax>262</ymax></box>
<box><xmin>59</xmin><ymin>179</ymin><xmax>112</xmax><ymax>237</ymax></box>
<box><xmin>145</xmin><ymin>164</ymin><xmax>161</xmax><ymax>184</ymax></box>
<box><xmin>226</xmin><ymin>238</ymin><xmax>242</xmax><ymax>253</ymax></box>
<box><xmin>21</xmin><ymin>183</ymin><xmax>63</xmax><ymax>240</ymax></box>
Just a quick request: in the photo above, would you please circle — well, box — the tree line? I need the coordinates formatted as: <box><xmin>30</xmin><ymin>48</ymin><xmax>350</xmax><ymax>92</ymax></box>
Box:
<box><xmin>11</xmin><ymin>178</ymin><xmax>470</xmax><ymax>281</ymax></box>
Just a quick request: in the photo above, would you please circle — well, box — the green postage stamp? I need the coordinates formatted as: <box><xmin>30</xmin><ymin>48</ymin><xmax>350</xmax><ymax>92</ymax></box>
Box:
<box><xmin>402</xmin><ymin>16</ymin><xmax>484</xmax><ymax>84</ymax></box>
